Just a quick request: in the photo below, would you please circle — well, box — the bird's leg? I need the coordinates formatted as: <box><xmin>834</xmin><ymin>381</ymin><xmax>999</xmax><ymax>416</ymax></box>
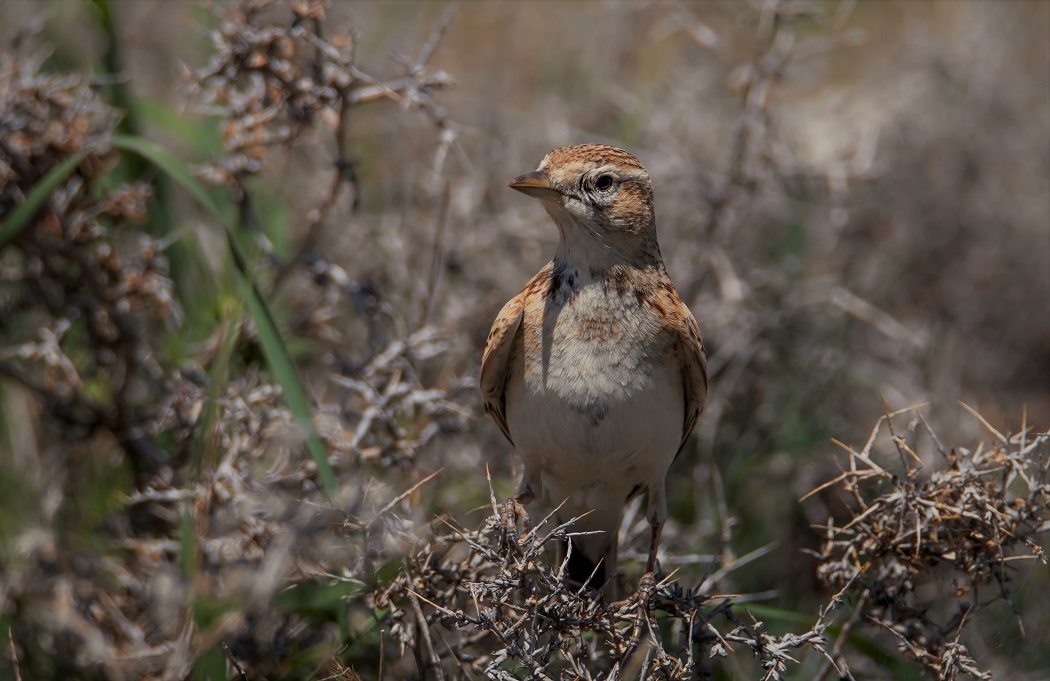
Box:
<box><xmin>614</xmin><ymin>521</ymin><xmax>669</xmax><ymax>661</ymax></box>
<box><xmin>624</xmin><ymin>520</ymin><xmax>661</xmax><ymax>609</ymax></box>
<box><xmin>634</xmin><ymin>517</ymin><xmax>662</xmax><ymax>609</ymax></box>
<box><xmin>515</xmin><ymin>489</ymin><xmax>534</xmax><ymax>536</ymax></box>
<box><xmin>642</xmin><ymin>484</ymin><xmax>667</xmax><ymax>591</ymax></box>
<box><xmin>645</xmin><ymin>515</ymin><xmax>663</xmax><ymax>575</ymax></box>
<box><xmin>499</xmin><ymin>489</ymin><xmax>534</xmax><ymax>554</ymax></box>
<box><xmin>612</xmin><ymin>502</ymin><xmax>664</xmax><ymax>616</ymax></box>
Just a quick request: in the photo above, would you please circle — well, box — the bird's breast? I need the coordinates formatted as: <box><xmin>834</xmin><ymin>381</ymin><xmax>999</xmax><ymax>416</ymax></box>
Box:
<box><xmin>504</xmin><ymin>277</ymin><xmax>683</xmax><ymax>482</ymax></box>
<box><xmin>529</xmin><ymin>281</ymin><xmax>671</xmax><ymax>400</ymax></box>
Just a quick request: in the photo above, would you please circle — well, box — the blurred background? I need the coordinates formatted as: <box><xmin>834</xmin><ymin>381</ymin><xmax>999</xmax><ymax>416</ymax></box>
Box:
<box><xmin>1</xmin><ymin>1</ymin><xmax>1047</xmax><ymax>679</ymax></box>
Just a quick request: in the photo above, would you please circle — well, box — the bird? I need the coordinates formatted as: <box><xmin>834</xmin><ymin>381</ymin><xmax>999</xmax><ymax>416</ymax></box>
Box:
<box><xmin>481</xmin><ymin>143</ymin><xmax>708</xmax><ymax>596</ymax></box>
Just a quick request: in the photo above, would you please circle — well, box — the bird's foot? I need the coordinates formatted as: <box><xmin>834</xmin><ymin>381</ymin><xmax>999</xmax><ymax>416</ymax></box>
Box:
<box><xmin>609</xmin><ymin>571</ymin><xmax>659</xmax><ymax>662</ymax></box>
<box><xmin>498</xmin><ymin>496</ymin><xmax>533</xmax><ymax>555</ymax></box>
<box><xmin>611</xmin><ymin>571</ymin><xmax>657</xmax><ymax>617</ymax></box>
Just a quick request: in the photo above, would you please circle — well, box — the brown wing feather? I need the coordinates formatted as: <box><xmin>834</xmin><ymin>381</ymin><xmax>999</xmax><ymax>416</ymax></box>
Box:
<box><xmin>482</xmin><ymin>264</ymin><xmax>555</xmax><ymax>445</ymax></box>
<box><xmin>480</xmin><ymin>291</ymin><xmax>526</xmax><ymax>445</ymax></box>
<box><xmin>677</xmin><ymin>302</ymin><xmax>709</xmax><ymax>452</ymax></box>
<box><xmin>639</xmin><ymin>278</ymin><xmax>709</xmax><ymax>455</ymax></box>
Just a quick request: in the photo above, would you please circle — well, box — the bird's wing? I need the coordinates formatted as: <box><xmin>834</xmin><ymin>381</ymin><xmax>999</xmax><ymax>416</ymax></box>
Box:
<box><xmin>676</xmin><ymin>301</ymin><xmax>709</xmax><ymax>452</ymax></box>
<box><xmin>480</xmin><ymin>287</ymin><xmax>527</xmax><ymax>445</ymax></box>
<box><xmin>641</xmin><ymin>278</ymin><xmax>709</xmax><ymax>454</ymax></box>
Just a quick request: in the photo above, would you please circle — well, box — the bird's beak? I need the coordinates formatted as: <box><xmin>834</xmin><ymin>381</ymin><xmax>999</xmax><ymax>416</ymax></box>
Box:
<box><xmin>508</xmin><ymin>171</ymin><xmax>561</xmax><ymax>201</ymax></box>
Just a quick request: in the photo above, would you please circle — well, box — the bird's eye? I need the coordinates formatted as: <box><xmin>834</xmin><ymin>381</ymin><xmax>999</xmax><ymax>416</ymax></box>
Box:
<box><xmin>594</xmin><ymin>174</ymin><xmax>615</xmax><ymax>192</ymax></box>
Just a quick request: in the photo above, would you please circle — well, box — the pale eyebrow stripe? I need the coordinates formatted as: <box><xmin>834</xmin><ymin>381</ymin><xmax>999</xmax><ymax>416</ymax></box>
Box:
<box><xmin>615</xmin><ymin>169</ymin><xmax>650</xmax><ymax>183</ymax></box>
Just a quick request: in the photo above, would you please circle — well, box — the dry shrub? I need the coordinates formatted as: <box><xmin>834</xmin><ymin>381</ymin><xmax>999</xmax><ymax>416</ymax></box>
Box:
<box><xmin>369</xmin><ymin>405</ymin><xmax>1048</xmax><ymax>680</ymax></box>
<box><xmin>1</xmin><ymin>1</ymin><xmax>1047</xmax><ymax>679</ymax></box>
<box><xmin>0</xmin><ymin>46</ymin><xmax>172</xmax><ymax>480</ymax></box>
<box><xmin>1</xmin><ymin>2</ymin><xmax>466</xmax><ymax>678</ymax></box>
<box><xmin>376</xmin><ymin>491</ymin><xmax>849</xmax><ymax>680</ymax></box>
<box><xmin>810</xmin><ymin>406</ymin><xmax>1049</xmax><ymax>680</ymax></box>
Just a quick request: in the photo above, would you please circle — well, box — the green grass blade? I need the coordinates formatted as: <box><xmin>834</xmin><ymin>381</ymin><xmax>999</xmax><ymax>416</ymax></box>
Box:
<box><xmin>0</xmin><ymin>146</ymin><xmax>96</xmax><ymax>250</ymax></box>
<box><xmin>109</xmin><ymin>135</ymin><xmax>340</xmax><ymax>500</ymax></box>
<box><xmin>110</xmin><ymin>135</ymin><xmax>224</xmax><ymax>219</ymax></box>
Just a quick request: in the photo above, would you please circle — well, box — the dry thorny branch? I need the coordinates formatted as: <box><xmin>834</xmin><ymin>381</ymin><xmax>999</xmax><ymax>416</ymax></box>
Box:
<box><xmin>188</xmin><ymin>0</ymin><xmax>456</xmax><ymax>285</ymax></box>
<box><xmin>2</xmin><ymin>2</ymin><xmax>468</xmax><ymax>677</ymax></box>
<box><xmin>373</xmin><ymin>406</ymin><xmax>1048</xmax><ymax>679</ymax></box>
<box><xmin>3</xmin><ymin>1</ymin><xmax>1048</xmax><ymax>679</ymax></box>
<box><xmin>376</xmin><ymin>499</ymin><xmax>842</xmax><ymax>681</ymax></box>
<box><xmin>0</xmin><ymin>45</ymin><xmax>174</xmax><ymax>480</ymax></box>
<box><xmin>807</xmin><ymin>404</ymin><xmax>1049</xmax><ymax>681</ymax></box>
<box><xmin>189</xmin><ymin>0</ymin><xmax>453</xmax><ymax>183</ymax></box>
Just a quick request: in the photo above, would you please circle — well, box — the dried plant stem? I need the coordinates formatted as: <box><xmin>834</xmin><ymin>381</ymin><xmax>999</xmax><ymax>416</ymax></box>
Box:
<box><xmin>8</xmin><ymin>628</ymin><xmax>22</xmax><ymax>681</ymax></box>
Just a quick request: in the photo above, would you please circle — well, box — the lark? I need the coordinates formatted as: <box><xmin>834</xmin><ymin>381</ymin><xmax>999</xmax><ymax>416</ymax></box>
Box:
<box><xmin>481</xmin><ymin>144</ymin><xmax>708</xmax><ymax>595</ymax></box>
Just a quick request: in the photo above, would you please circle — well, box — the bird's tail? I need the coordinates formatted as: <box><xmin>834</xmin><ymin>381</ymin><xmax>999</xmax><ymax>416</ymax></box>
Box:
<box><xmin>558</xmin><ymin>502</ymin><xmax>621</xmax><ymax>594</ymax></box>
<box><xmin>564</xmin><ymin>537</ymin><xmax>610</xmax><ymax>589</ymax></box>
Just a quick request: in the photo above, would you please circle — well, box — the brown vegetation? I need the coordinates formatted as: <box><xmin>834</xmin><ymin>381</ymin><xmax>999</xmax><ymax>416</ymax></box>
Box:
<box><xmin>0</xmin><ymin>1</ymin><xmax>1047</xmax><ymax>679</ymax></box>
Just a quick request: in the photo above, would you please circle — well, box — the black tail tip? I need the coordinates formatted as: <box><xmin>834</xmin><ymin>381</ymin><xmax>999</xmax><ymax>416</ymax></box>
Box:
<box><xmin>564</xmin><ymin>539</ymin><xmax>606</xmax><ymax>590</ymax></box>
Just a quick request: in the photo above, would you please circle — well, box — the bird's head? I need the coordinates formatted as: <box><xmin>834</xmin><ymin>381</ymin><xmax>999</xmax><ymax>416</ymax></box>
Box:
<box><xmin>508</xmin><ymin>144</ymin><xmax>660</xmax><ymax>269</ymax></box>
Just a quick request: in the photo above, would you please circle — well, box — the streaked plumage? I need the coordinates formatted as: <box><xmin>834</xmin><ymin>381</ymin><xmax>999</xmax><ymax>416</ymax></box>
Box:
<box><xmin>482</xmin><ymin>144</ymin><xmax>708</xmax><ymax>592</ymax></box>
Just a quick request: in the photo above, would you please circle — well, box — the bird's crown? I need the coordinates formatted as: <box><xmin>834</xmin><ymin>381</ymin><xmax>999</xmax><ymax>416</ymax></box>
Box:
<box><xmin>539</xmin><ymin>144</ymin><xmax>647</xmax><ymax>174</ymax></box>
